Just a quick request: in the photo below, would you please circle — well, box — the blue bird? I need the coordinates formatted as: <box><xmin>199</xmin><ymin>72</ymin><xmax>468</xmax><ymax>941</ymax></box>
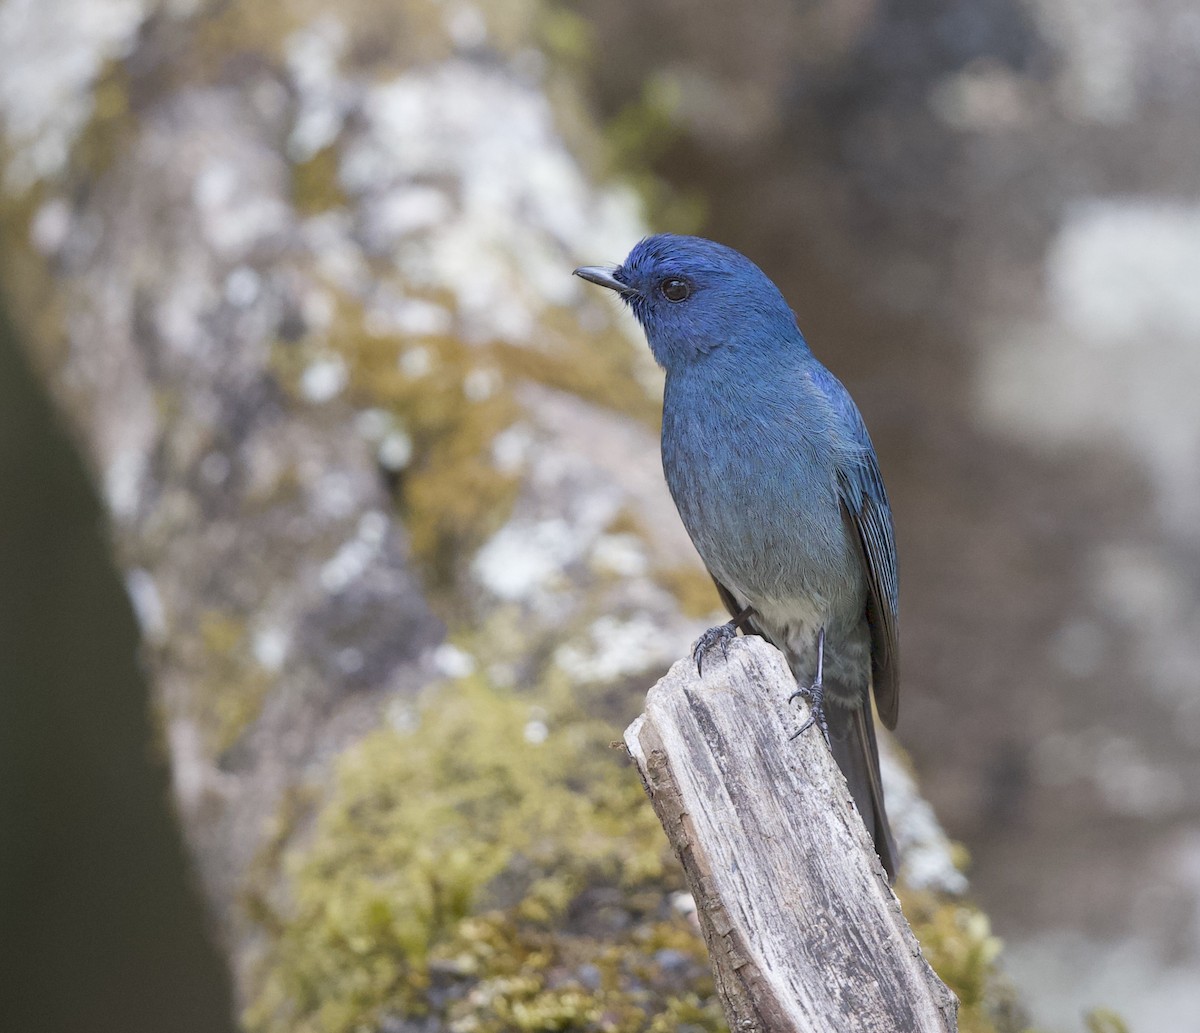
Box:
<box><xmin>575</xmin><ymin>234</ymin><xmax>900</xmax><ymax>879</ymax></box>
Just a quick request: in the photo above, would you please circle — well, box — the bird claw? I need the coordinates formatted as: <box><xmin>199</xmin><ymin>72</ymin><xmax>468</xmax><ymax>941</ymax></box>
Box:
<box><xmin>693</xmin><ymin>621</ymin><xmax>738</xmax><ymax>674</ymax></box>
<box><xmin>788</xmin><ymin>626</ymin><xmax>829</xmax><ymax>744</ymax></box>
<box><xmin>788</xmin><ymin>681</ymin><xmax>830</xmax><ymax>744</ymax></box>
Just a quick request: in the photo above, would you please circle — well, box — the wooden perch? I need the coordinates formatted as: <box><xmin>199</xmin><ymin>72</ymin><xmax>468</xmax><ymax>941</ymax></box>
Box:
<box><xmin>624</xmin><ymin>637</ymin><xmax>958</xmax><ymax>1033</ymax></box>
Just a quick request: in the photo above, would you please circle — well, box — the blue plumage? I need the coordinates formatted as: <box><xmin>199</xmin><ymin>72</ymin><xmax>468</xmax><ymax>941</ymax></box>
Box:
<box><xmin>575</xmin><ymin>234</ymin><xmax>900</xmax><ymax>879</ymax></box>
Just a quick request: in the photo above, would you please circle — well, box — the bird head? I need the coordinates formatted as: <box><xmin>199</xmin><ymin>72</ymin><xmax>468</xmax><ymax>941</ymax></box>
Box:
<box><xmin>574</xmin><ymin>234</ymin><xmax>805</xmax><ymax>371</ymax></box>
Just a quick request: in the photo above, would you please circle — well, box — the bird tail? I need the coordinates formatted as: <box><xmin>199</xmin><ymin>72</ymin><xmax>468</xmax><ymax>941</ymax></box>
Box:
<box><xmin>828</xmin><ymin>699</ymin><xmax>897</xmax><ymax>881</ymax></box>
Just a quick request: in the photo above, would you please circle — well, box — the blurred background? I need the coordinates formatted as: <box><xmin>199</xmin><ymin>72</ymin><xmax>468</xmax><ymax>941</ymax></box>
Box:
<box><xmin>2</xmin><ymin>0</ymin><xmax>1199</xmax><ymax>1031</ymax></box>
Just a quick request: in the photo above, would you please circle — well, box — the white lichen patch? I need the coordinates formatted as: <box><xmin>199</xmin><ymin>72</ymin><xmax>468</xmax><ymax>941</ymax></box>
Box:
<box><xmin>224</xmin><ymin>265</ymin><xmax>263</xmax><ymax>308</ymax></box>
<box><xmin>462</xmin><ymin>366</ymin><xmax>500</xmax><ymax>402</ymax></box>
<box><xmin>319</xmin><ymin>510</ymin><xmax>388</xmax><ymax>592</ymax></box>
<box><xmin>354</xmin><ymin>407</ymin><xmax>392</xmax><ymax>441</ymax></box>
<box><xmin>357</xmin><ymin>508</ymin><xmax>388</xmax><ymax>545</ymax></box>
<box><xmin>554</xmin><ymin>613</ymin><xmax>673</xmax><ymax>685</ymax></box>
<box><xmin>472</xmin><ymin>397</ymin><xmax>655</xmax><ymax>610</ymax></box>
<box><xmin>472</xmin><ymin>516</ymin><xmax>586</xmax><ymax>602</ymax></box>
<box><xmin>125</xmin><ymin>567</ymin><xmax>168</xmax><ymax>643</ymax></box>
<box><xmin>336</xmin><ymin>59</ymin><xmax>645</xmax><ymax>346</ymax></box>
<box><xmin>252</xmin><ymin>626</ymin><xmax>290</xmax><ymax>673</ymax></box>
<box><xmin>193</xmin><ymin>157</ymin><xmax>290</xmax><ymax>259</ymax></box>
<box><xmin>432</xmin><ymin>641</ymin><xmax>477</xmax><ymax>679</ymax></box>
<box><xmin>490</xmin><ymin>422</ymin><xmax>534</xmax><ymax>474</ymax></box>
<box><xmin>284</xmin><ymin>14</ymin><xmax>351</xmax><ymax>161</ymax></box>
<box><xmin>468</xmin><ymin>383</ymin><xmax>711</xmax><ymax>694</ymax></box>
<box><xmin>300</xmin><ymin>354</ymin><xmax>349</xmax><ymax>403</ymax></box>
<box><xmin>590</xmin><ymin>533</ymin><xmax>648</xmax><ymax>578</ymax></box>
<box><xmin>301</xmin><ymin>286</ymin><xmax>337</xmax><ymax>335</ymax></box>
<box><xmin>29</xmin><ymin>197</ymin><xmax>72</xmax><ymax>254</ymax></box>
<box><xmin>372</xmin><ymin>187</ymin><xmax>453</xmax><ymax>239</ymax></box>
<box><xmin>522</xmin><ymin>720</ymin><xmax>548</xmax><ymax>744</ymax></box>
<box><xmin>398</xmin><ymin>345</ymin><xmax>433</xmax><ymax>379</ymax></box>
<box><xmin>167</xmin><ymin>716</ymin><xmax>234</xmax><ymax>816</ymax></box>
<box><xmin>385</xmin><ymin>697</ymin><xmax>419</xmax><ymax>734</ymax></box>
<box><xmin>104</xmin><ymin>444</ymin><xmax>151</xmax><ymax>521</ymax></box>
<box><xmin>302</xmin><ymin>211</ymin><xmax>369</xmax><ymax>291</ymax></box>
<box><xmin>377</xmin><ymin>429</ymin><xmax>413</xmax><ymax>472</ymax></box>
<box><xmin>364</xmin><ymin>290</ymin><xmax>451</xmax><ymax>338</ymax></box>
<box><xmin>443</xmin><ymin>2</ymin><xmax>487</xmax><ymax>50</ymax></box>
<box><xmin>309</xmin><ymin>469</ymin><xmax>359</xmax><ymax>520</ymax></box>
<box><xmin>0</xmin><ymin>0</ymin><xmax>148</xmax><ymax>188</ymax></box>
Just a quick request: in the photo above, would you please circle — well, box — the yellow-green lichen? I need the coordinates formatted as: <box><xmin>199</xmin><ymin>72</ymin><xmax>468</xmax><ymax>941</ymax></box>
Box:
<box><xmin>195</xmin><ymin>610</ymin><xmax>272</xmax><ymax>755</ymax></box>
<box><xmin>190</xmin><ymin>2</ymin><xmax>302</xmax><ymax>71</ymax></box>
<box><xmin>291</xmin><ymin>145</ymin><xmax>347</xmax><ymax>215</ymax></box>
<box><xmin>244</xmin><ymin>674</ymin><xmax>715</xmax><ymax>1033</ymax></box>
<box><xmin>0</xmin><ymin>188</ymin><xmax>68</xmax><ymax>379</ymax></box>
<box><xmin>335</xmin><ymin>314</ymin><xmax>522</xmax><ymax>593</ymax></box>
<box><xmin>536</xmin><ymin>6</ymin><xmax>594</xmax><ymax>66</ymax></box>
<box><xmin>655</xmin><ymin>563</ymin><xmax>722</xmax><ymax>619</ymax></box>
<box><xmin>70</xmin><ymin>56</ymin><xmax>139</xmax><ymax>184</ymax></box>
<box><xmin>1083</xmin><ymin>1008</ymin><xmax>1131</xmax><ymax>1033</ymax></box>
<box><xmin>495</xmin><ymin>310</ymin><xmax>661</xmax><ymax>428</ymax></box>
<box><xmin>601</xmin><ymin>75</ymin><xmax>707</xmax><ymax>234</ymax></box>
<box><xmin>604</xmin><ymin>75</ymin><xmax>682</xmax><ymax>178</ymax></box>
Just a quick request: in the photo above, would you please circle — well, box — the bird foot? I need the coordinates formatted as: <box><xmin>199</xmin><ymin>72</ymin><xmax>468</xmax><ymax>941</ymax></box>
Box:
<box><xmin>788</xmin><ymin>680</ymin><xmax>829</xmax><ymax>744</ymax></box>
<box><xmin>789</xmin><ymin>626</ymin><xmax>829</xmax><ymax>744</ymax></box>
<box><xmin>692</xmin><ymin>621</ymin><xmax>738</xmax><ymax>674</ymax></box>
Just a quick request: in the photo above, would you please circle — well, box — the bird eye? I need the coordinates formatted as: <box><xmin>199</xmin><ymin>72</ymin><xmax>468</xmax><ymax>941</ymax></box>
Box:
<box><xmin>659</xmin><ymin>277</ymin><xmax>691</xmax><ymax>302</ymax></box>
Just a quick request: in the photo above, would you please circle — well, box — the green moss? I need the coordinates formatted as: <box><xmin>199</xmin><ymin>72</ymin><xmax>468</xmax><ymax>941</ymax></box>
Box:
<box><xmin>899</xmin><ymin>889</ymin><xmax>1025</xmax><ymax>1033</ymax></box>
<box><xmin>245</xmin><ymin>674</ymin><xmax>720</xmax><ymax>1033</ymax></box>
<box><xmin>437</xmin><ymin>916</ymin><xmax>723</xmax><ymax>1033</ymax></box>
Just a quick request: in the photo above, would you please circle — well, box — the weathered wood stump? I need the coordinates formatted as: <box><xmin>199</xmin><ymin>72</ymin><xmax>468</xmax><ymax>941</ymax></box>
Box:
<box><xmin>624</xmin><ymin>636</ymin><xmax>958</xmax><ymax>1033</ymax></box>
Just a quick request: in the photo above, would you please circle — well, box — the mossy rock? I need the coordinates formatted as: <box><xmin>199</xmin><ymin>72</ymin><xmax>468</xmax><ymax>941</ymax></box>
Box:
<box><xmin>245</xmin><ymin>672</ymin><xmax>726</xmax><ymax>1033</ymax></box>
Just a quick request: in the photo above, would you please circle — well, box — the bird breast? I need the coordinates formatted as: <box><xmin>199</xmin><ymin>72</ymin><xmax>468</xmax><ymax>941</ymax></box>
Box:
<box><xmin>660</xmin><ymin>367</ymin><xmax>865</xmax><ymax>623</ymax></box>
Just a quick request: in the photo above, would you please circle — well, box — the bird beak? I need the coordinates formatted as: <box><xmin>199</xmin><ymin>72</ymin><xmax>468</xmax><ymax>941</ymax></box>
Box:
<box><xmin>573</xmin><ymin>265</ymin><xmax>638</xmax><ymax>297</ymax></box>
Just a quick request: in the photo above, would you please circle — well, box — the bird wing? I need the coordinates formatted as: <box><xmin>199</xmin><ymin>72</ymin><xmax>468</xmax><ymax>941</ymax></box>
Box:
<box><xmin>810</xmin><ymin>366</ymin><xmax>901</xmax><ymax>730</ymax></box>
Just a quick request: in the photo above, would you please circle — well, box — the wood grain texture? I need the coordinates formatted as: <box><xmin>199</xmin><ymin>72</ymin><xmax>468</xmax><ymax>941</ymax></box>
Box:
<box><xmin>624</xmin><ymin>637</ymin><xmax>958</xmax><ymax>1033</ymax></box>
